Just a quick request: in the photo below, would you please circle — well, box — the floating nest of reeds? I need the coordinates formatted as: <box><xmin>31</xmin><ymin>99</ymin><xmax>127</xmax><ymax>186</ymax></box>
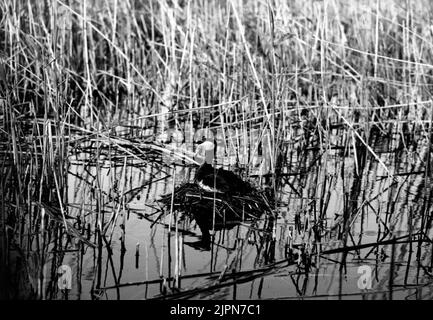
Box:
<box><xmin>158</xmin><ymin>181</ymin><xmax>275</xmax><ymax>246</ymax></box>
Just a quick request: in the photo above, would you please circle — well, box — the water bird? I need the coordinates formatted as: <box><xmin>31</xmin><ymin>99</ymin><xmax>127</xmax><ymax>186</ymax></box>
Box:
<box><xmin>158</xmin><ymin>136</ymin><xmax>273</xmax><ymax>250</ymax></box>
<box><xmin>194</xmin><ymin>137</ymin><xmax>252</xmax><ymax>195</ymax></box>
<box><xmin>188</xmin><ymin>137</ymin><xmax>256</xmax><ymax>249</ymax></box>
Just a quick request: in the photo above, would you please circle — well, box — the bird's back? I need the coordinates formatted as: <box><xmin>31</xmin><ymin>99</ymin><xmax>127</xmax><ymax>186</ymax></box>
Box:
<box><xmin>217</xmin><ymin>168</ymin><xmax>252</xmax><ymax>195</ymax></box>
<box><xmin>195</xmin><ymin>162</ymin><xmax>253</xmax><ymax>195</ymax></box>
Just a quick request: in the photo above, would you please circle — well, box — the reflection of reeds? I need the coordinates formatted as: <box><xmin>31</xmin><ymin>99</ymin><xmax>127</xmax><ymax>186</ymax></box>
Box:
<box><xmin>2</xmin><ymin>0</ymin><xmax>433</xmax><ymax>300</ymax></box>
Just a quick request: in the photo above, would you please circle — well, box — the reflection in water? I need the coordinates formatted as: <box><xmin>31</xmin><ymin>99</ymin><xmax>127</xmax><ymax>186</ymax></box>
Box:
<box><xmin>28</xmin><ymin>123</ymin><xmax>433</xmax><ymax>300</ymax></box>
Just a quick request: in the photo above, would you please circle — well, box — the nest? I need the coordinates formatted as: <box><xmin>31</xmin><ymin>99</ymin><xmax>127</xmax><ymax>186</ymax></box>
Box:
<box><xmin>158</xmin><ymin>182</ymin><xmax>275</xmax><ymax>235</ymax></box>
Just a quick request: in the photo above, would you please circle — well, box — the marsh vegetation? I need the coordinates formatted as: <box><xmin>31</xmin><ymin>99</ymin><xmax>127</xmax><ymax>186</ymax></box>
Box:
<box><xmin>2</xmin><ymin>0</ymin><xmax>433</xmax><ymax>299</ymax></box>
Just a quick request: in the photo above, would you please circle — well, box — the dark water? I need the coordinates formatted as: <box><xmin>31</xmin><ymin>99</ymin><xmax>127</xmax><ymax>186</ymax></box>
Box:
<box><xmin>40</xmin><ymin>124</ymin><xmax>433</xmax><ymax>300</ymax></box>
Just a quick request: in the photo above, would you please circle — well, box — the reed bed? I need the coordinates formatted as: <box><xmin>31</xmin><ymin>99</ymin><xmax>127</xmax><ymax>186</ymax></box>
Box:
<box><xmin>1</xmin><ymin>0</ymin><xmax>433</xmax><ymax>299</ymax></box>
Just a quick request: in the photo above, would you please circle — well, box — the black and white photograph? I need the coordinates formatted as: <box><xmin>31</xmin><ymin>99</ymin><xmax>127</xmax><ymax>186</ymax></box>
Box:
<box><xmin>1</xmin><ymin>0</ymin><xmax>433</xmax><ymax>305</ymax></box>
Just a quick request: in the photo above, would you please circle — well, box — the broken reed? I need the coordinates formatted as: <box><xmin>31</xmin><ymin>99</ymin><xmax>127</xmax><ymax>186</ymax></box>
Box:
<box><xmin>2</xmin><ymin>0</ymin><xmax>433</xmax><ymax>299</ymax></box>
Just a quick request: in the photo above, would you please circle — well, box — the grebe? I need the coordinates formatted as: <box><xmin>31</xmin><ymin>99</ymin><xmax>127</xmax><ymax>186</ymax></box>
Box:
<box><xmin>158</xmin><ymin>137</ymin><xmax>273</xmax><ymax>250</ymax></box>
<box><xmin>194</xmin><ymin>137</ymin><xmax>252</xmax><ymax>195</ymax></box>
